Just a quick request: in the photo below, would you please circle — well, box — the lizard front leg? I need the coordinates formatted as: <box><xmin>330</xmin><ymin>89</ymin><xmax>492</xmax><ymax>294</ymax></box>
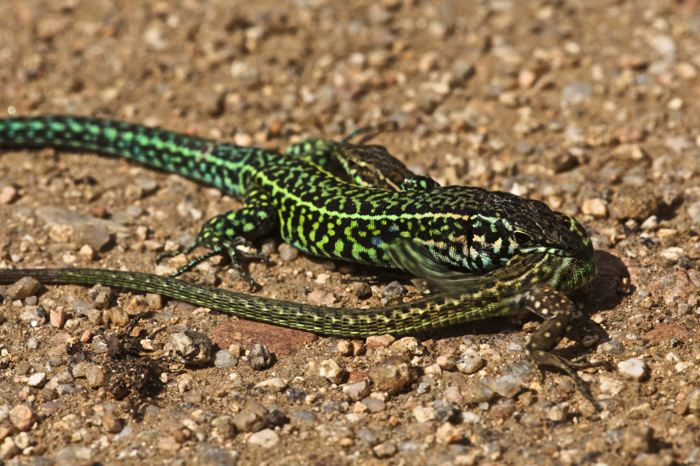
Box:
<box><xmin>523</xmin><ymin>287</ymin><xmax>608</xmax><ymax>410</ymax></box>
<box><xmin>158</xmin><ymin>187</ymin><xmax>277</xmax><ymax>290</ymax></box>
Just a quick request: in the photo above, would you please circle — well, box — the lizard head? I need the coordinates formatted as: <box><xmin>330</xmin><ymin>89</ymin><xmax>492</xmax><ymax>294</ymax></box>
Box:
<box><xmin>406</xmin><ymin>187</ymin><xmax>594</xmax><ymax>275</ymax></box>
<box><xmin>498</xmin><ymin>197</ymin><xmax>594</xmax><ymax>260</ymax></box>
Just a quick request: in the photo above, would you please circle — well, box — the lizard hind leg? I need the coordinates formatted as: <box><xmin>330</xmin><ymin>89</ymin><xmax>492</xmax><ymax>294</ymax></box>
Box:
<box><xmin>522</xmin><ymin>287</ymin><xmax>606</xmax><ymax>410</ymax></box>
<box><xmin>159</xmin><ymin>190</ymin><xmax>277</xmax><ymax>290</ymax></box>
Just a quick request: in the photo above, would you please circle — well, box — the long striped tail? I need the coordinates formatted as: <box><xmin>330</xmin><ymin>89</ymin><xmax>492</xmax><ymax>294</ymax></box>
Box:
<box><xmin>0</xmin><ymin>264</ymin><xmax>531</xmax><ymax>337</ymax></box>
<box><xmin>0</xmin><ymin>115</ymin><xmax>259</xmax><ymax>195</ymax></box>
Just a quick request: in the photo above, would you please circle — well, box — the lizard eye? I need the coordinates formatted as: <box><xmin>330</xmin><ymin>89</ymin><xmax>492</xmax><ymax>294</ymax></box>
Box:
<box><xmin>513</xmin><ymin>231</ymin><xmax>532</xmax><ymax>245</ymax></box>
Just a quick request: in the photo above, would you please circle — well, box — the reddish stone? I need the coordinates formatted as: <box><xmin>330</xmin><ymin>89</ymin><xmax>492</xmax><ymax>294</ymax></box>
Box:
<box><xmin>211</xmin><ymin>320</ymin><xmax>317</xmax><ymax>356</ymax></box>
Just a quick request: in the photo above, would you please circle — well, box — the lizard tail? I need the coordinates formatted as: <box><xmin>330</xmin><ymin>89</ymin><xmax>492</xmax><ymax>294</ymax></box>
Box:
<box><xmin>0</xmin><ymin>266</ymin><xmax>528</xmax><ymax>337</ymax></box>
<box><xmin>0</xmin><ymin>115</ymin><xmax>258</xmax><ymax>196</ymax></box>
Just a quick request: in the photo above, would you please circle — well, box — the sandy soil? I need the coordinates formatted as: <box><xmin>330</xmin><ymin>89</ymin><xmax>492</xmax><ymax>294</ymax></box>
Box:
<box><xmin>1</xmin><ymin>1</ymin><xmax>699</xmax><ymax>465</ymax></box>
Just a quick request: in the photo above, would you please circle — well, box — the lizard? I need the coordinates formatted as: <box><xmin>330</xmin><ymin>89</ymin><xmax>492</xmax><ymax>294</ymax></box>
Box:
<box><xmin>0</xmin><ymin>115</ymin><xmax>604</xmax><ymax>406</ymax></box>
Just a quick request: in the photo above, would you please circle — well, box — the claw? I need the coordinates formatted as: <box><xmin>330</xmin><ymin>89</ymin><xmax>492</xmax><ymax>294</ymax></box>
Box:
<box><xmin>169</xmin><ymin>249</ymin><xmax>220</xmax><ymax>277</ymax></box>
<box><xmin>221</xmin><ymin>243</ymin><xmax>262</xmax><ymax>291</ymax></box>
<box><xmin>156</xmin><ymin>241</ymin><xmax>199</xmax><ymax>264</ymax></box>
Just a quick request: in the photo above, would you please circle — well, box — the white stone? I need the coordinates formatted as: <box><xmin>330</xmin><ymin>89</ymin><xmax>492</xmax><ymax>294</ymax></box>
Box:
<box><xmin>617</xmin><ymin>358</ymin><xmax>647</xmax><ymax>381</ymax></box>
<box><xmin>247</xmin><ymin>428</ymin><xmax>280</xmax><ymax>448</ymax></box>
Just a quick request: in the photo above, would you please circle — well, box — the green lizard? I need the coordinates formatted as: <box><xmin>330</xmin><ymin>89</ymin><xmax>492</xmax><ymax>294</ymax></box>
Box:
<box><xmin>0</xmin><ymin>115</ymin><xmax>603</xmax><ymax>406</ymax></box>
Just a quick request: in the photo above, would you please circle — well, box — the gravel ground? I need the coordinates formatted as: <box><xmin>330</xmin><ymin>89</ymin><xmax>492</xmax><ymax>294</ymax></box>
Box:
<box><xmin>1</xmin><ymin>1</ymin><xmax>700</xmax><ymax>465</ymax></box>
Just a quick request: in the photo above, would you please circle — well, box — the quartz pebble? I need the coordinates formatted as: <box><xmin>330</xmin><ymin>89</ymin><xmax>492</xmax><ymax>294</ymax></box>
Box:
<box><xmin>617</xmin><ymin>358</ymin><xmax>648</xmax><ymax>381</ymax></box>
<box><xmin>456</xmin><ymin>350</ymin><xmax>485</xmax><ymax>374</ymax></box>
<box><xmin>214</xmin><ymin>350</ymin><xmax>237</xmax><ymax>369</ymax></box>
<box><xmin>255</xmin><ymin>377</ymin><xmax>288</xmax><ymax>392</ymax></box>
<box><xmin>247</xmin><ymin>428</ymin><xmax>279</xmax><ymax>448</ymax></box>
<box><xmin>319</xmin><ymin>359</ymin><xmax>345</xmax><ymax>384</ymax></box>
<box><xmin>27</xmin><ymin>372</ymin><xmax>47</xmax><ymax>388</ymax></box>
<box><xmin>278</xmin><ymin>243</ymin><xmax>299</xmax><ymax>261</ymax></box>
<box><xmin>342</xmin><ymin>380</ymin><xmax>371</xmax><ymax>401</ymax></box>
<box><xmin>412</xmin><ymin>406</ymin><xmax>435</xmax><ymax>423</ymax></box>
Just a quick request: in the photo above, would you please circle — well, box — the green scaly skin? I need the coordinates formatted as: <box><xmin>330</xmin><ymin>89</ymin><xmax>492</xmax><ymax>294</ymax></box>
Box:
<box><xmin>0</xmin><ymin>115</ymin><xmax>603</xmax><ymax>407</ymax></box>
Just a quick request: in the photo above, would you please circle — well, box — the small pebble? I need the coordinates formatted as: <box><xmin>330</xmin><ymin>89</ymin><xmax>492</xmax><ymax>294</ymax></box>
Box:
<box><xmin>55</xmin><ymin>446</ymin><xmax>93</xmax><ymax>465</ymax></box>
<box><xmin>19</xmin><ymin>307</ymin><xmax>46</xmax><ymax>325</ymax></box>
<box><xmin>561</xmin><ymin>82</ymin><xmax>592</xmax><ymax>106</ymax></box>
<box><xmin>0</xmin><ymin>185</ymin><xmax>19</xmax><ymax>204</ymax></box>
<box><xmin>27</xmin><ymin>372</ymin><xmax>47</xmax><ymax>388</ymax></box>
<box><xmin>351</xmin><ymin>282</ymin><xmax>372</xmax><ymax>300</ymax></box>
<box><xmin>78</xmin><ymin>225</ymin><xmax>113</xmax><ymax>252</ymax></box>
<box><xmin>0</xmin><ymin>438</ymin><xmax>19</xmax><ymax>460</ymax></box>
<box><xmin>307</xmin><ymin>289</ymin><xmax>336</xmax><ymax>306</ymax></box>
<box><xmin>617</xmin><ymin>358</ymin><xmax>648</xmax><ymax>381</ymax></box>
<box><xmin>444</xmin><ymin>385</ymin><xmax>464</xmax><ymax>404</ymax></box>
<box><xmin>232</xmin><ymin>400</ymin><xmax>269</xmax><ymax>433</ymax></box>
<box><xmin>436</xmin><ymin>354</ymin><xmax>457</xmax><ymax>371</ymax></box>
<box><xmin>435</xmin><ymin>422</ymin><xmax>462</xmax><ymax>445</ymax></box>
<box><xmin>255</xmin><ymin>377</ymin><xmax>288</xmax><ymax>392</ymax></box>
<box><xmin>381</xmin><ymin>281</ymin><xmax>405</xmax><ymax>301</ymax></box>
<box><xmin>582</xmin><ymin>198</ymin><xmax>608</xmax><ymax>218</ymax></box>
<box><xmin>211</xmin><ymin>416</ymin><xmax>237</xmax><ymax>440</ymax></box>
<box><xmin>461</xmin><ymin>380</ymin><xmax>496</xmax><ymax>404</ymax></box>
<box><xmin>342</xmin><ymin>380</ymin><xmax>371</xmax><ymax>401</ymax></box>
<box><xmin>681</xmin><ymin>388</ymin><xmax>700</xmax><ymax>415</ymax></box>
<box><xmin>247</xmin><ymin>428</ymin><xmax>280</xmax><ymax>448</ymax></box>
<box><xmin>248</xmin><ymin>343</ymin><xmax>274</xmax><ymax>370</ymax></box>
<box><xmin>278</xmin><ymin>243</ymin><xmax>299</xmax><ymax>261</ymax></box>
<box><xmin>214</xmin><ymin>350</ymin><xmax>237</xmax><ymax>369</ymax></box>
<box><xmin>456</xmin><ymin>350</ymin><xmax>485</xmax><ymax>374</ymax></box>
<box><xmin>85</xmin><ymin>284</ymin><xmax>114</xmax><ymax>309</ymax></box>
<box><xmin>366</xmin><ymin>334</ymin><xmax>395</xmax><ymax>349</ymax></box>
<box><xmin>361</xmin><ymin>397</ymin><xmax>386</xmax><ymax>413</ymax></box>
<box><xmin>5</xmin><ymin>277</ymin><xmax>41</xmax><ymax>300</ymax></box>
<box><xmin>336</xmin><ymin>340</ymin><xmax>353</xmax><ymax>356</ymax></box>
<box><xmin>373</xmin><ymin>441</ymin><xmax>397</xmax><ymax>459</ymax></box>
<box><xmin>368</xmin><ymin>357</ymin><xmax>416</xmax><ymax>394</ymax></box>
<box><xmin>622</xmin><ymin>425</ymin><xmax>653</xmax><ymax>454</ymax></box>
<box><xmin>660</xmin><ymin>247</ymin><xmax>683</xmax><ymax>262</ymax></box>
<box><xmin>102</xmin><ymin>411</ymin><xmax>124</xmax><ymax>434</ymax></box>
<box><xmin>483</xmin><ymin>373</ymin><xmax>523</xmax><ymax>398</ymax></box>
<box><xmin>649</xmin><ymin>34</ymin><xmax>676</xmax><ymax>56</ymax></box>
<box><xmin>357</xmin><ymin>427</ymin><xmax>379</xmax><ymax>447</ymax></box>
<box><xmin>412</xmin><ymin>406</ymin><xmax>435</xmax><ymax>423</ymax></box>
<box><xmin>545</xmin><ymin>404</ymin><xmax>568</xmax><ymax>422</ymax></box>
<box><xmin>687</xmin><ymin>201</ymin><xmax>700</xmax><ymax>225</ymax></box>
<box><xmin>390</xmin><ymin>337</ymin><xmax>425</xmax><ymax>355</ymax></box>
<box><xmin>170</xmin><ymin>331</ymin><xmax>213</xmax><ymax>367</ymax></box>
<box><xmin>85</xmin><ymin>364</ymin><xmax>106</xmax><ymax>388</ymax></box>
<box><xmin>597</xmin><ymin>339</ymin><xmax>625</xmax><ymax>355</ymax></box>
<box><xmin>49</xmin><ymin>308</ymin><xmax>67</xmax><ymax>328</ymax></box>
<box><xmin>598</xmin><ymin>375</ymin><xmax>625</xmax><ymax>395</ymax></box>
<box><xmin>9</xmin><ymin>404</ymin><xmax>34</xmax><ymax>431</ymax></box>
<box><xmin>319</xmin><ymin>359</ymin><xmax>345</xmax><ymax>384</ymax></box>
